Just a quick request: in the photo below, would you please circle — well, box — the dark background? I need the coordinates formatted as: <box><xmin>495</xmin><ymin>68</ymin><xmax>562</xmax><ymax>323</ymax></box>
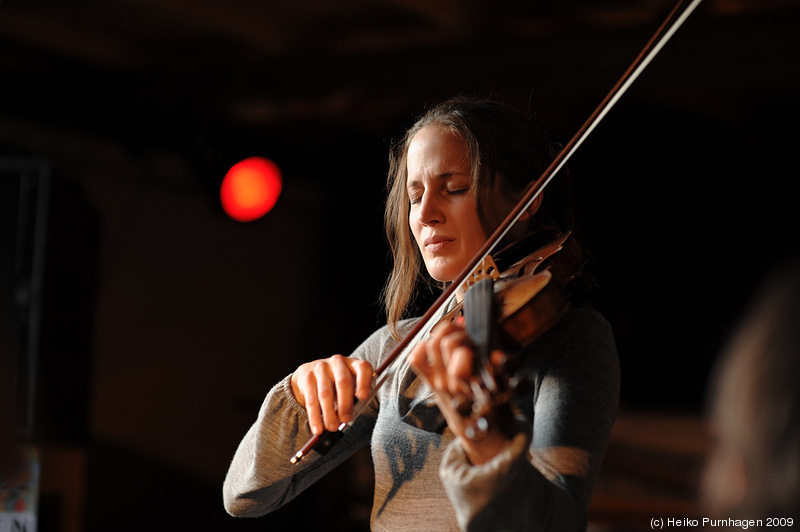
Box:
<box><xmin>1</xmin><ymin>0</ymin><xmax>799</xmax><ymax>530</ymax></box>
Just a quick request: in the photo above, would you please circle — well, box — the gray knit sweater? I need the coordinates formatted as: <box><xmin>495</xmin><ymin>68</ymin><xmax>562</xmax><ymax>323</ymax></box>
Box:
<box><xmin>223</xmin><ymin>306</ymin><xmax>619</xmax><ymax>531</ymax></box>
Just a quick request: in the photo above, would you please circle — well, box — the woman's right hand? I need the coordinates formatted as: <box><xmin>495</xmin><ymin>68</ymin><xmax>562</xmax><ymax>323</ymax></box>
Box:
<box><xmin>290</xmin><ymin>355</ymin><xmax>374</xmax><ymax>436</ymax></box>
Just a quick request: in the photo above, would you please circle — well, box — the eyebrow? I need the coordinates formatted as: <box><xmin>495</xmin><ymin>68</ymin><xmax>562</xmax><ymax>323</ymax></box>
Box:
<box><xmin>407</xmin><ymin>172</ymin><xmax>470</xmax><ymax>189</ymax></box>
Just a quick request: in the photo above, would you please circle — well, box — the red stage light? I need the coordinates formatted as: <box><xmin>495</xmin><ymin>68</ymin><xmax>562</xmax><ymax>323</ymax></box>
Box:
<box><xmin>220</xmin><ymin>157</ymin><xmax>282</xmax><ymax>222</ymax></box>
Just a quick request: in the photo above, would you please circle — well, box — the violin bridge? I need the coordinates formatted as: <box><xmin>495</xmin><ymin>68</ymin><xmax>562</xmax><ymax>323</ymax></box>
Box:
<box><xmin>460</xmin><ymin>255</ymin><xmax>500</xmax><ymax>292</ymax></box>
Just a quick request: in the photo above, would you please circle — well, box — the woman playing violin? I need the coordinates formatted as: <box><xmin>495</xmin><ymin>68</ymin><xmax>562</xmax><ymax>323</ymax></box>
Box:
<box><xmin>223</xmin><ymin>96</ymin><xmax>620</xmax><ymax>531</ymax></box>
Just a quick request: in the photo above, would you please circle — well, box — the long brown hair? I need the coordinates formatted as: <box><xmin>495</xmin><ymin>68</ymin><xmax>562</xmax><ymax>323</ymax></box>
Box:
<box><xmin>383</xmin><ymin>96</ymin><xmax>576</xmax><ymax>338</ymax></box>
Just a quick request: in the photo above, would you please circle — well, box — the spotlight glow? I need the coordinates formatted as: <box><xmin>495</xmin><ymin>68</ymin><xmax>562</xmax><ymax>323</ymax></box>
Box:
<box><xmin>220</xmin><ymin>157</ymin><xmax>282</xmax><ymax>222</ymax></box>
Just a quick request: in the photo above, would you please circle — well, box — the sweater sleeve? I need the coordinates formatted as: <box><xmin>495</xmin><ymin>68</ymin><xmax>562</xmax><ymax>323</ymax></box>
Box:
<box><xmin>222</xmin><ymin>325</ymin><xmax>397</xmax><ymax>517</ymax></box>
<box><xmin>438</xmin><ymin>306</ymin><xmax>620</xmax><ymax>531</ymax></box>
<box><xmin>222</xmin><ymin>375</ymin><xmax>374</xmax><ymax>517</ymax></box>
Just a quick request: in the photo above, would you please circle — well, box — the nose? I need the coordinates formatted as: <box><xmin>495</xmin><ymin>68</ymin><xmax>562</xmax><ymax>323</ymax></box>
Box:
<box><xmin>416</xmin><ymin>191</ymin><xmax>444</xmax><ymax>226</ymax></box>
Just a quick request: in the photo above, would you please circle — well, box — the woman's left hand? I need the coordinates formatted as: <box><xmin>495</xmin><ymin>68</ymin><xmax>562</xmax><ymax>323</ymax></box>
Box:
<box><xmin>409</xmin><ymin>320</ymin><xmax>512</xmax><ymax>465</ymax></box>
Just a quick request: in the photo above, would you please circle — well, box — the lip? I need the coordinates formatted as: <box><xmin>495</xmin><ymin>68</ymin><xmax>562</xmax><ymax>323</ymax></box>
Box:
<box><xmin>423</xmin><ymin>235</ymin><xmax>455</xmax><ymax>252</ymax></box>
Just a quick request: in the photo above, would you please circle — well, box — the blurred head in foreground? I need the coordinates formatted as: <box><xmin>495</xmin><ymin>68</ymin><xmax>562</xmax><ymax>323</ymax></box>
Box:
<box><xmin>701</xmin><ymin>261</ymin><xmax>800</xmax><ymax>523</ymax></box>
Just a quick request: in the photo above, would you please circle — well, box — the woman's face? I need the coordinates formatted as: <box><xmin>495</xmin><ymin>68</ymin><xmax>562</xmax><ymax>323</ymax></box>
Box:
<box><xmin>406</xmin><ymin>124</ymin><xmax>487</xmax><ymax>284</ymax></box>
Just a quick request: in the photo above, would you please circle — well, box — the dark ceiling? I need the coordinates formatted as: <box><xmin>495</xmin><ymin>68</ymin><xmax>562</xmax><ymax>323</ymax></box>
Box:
<box><xmin>2</xmin><ymin>0</ymin><xmax>799</xmax><ymax>168</ymax></box>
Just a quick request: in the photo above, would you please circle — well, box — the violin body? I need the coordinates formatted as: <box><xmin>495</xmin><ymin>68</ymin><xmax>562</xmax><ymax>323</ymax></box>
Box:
<box><xmin>453</xmin><ymin>229</ymin><xmax>594</xmax><ymax>439</ymax></box>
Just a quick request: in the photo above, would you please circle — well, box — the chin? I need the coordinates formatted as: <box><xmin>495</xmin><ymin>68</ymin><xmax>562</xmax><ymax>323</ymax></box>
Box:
<box><xmin>424</xmin><ymin>257</ymin><xmax>466</xmax><ymax>285</ymax></box>
<box><xmin>428</xmin><ymin>268</ymin><xmax>459</xmax><ymax>284</ymax></box>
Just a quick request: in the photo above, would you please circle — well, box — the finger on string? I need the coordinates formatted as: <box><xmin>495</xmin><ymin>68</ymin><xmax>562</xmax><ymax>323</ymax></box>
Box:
<box><xmin>440</xmin><ymin>329</ymin><xmax>472</xmax><ymax>367</ymax></box>
<box><xmin>490</xmin><ymin>349</ymin><xmax>507</xmax><ymax>367</ymax></box>
<box><xmin>448</xmin><ymin>344</ymin><xmax>476</xmax><ymax>397</ymax></box>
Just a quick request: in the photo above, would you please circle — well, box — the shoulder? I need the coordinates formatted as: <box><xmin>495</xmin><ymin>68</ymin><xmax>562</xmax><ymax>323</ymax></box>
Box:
<box><xmin>558</xmin><ymin>305</ymin><xmax>616</xmax><ymax>347</ymax></box>
<box><xmin>526</xmin><ymin>305</ymin><xmax>618</xmax><ymax>377</ymax></box>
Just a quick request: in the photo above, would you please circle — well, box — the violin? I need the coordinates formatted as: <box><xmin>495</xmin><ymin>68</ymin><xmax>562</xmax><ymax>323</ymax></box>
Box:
<box><xmin>290</xmin><ymin>0</ymin><xmax>703</xmax><ymax>464</ymax></box>
<box><xmin>444</xmin><ymin>228</ymin><xmax>597</xmax><ymax>440</ymax></box>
